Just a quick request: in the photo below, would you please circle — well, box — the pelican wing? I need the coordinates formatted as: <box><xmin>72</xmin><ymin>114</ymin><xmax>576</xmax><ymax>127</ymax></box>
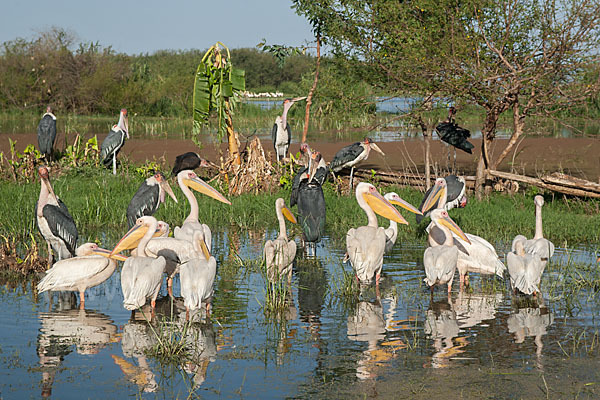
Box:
<box><xmin>37</xmin><ymin>256</ymin><xmax>111</xmax><ymax>292</ymax></box>
<box><xmin>174</xmin><ymin>223</ymin><xmax>212</xmax><ymax>251</ymax></box>
<box><xmin>423</xmin><ymin>245</ymin><xmax>458</xmax><ymax>287</ymax></box>
<box><xmin>346</xmin><ymin>226</ymin><xmax>386</xmax><ymax>283</ymax></box>
<box><xmin>180</xmin><ymin>257</ymin><xmax>217</xmax><ymax>310</ymax></box>
<box><xmin>507</xmin><ymin>252</ymin><xmax>541</xmax><ymax>295</ymax></box>
<box><xmin>122</xmin><ymin>257</ymin><xmax>166</xmax><ymax>310</ymax></box>
<box><xmin>264</xmin><ymin>238</ymin><xmax>296</xmax><ymax>279</ymax></box>
<box><xmin>524</xmin><ymin>238</ymin><xmax>555</xmax><ymax>260</ymax></box>
<box><xmin>457</xmin><ymin>233</ymin><xmax>506</xmax><ymax>277</ymax></box>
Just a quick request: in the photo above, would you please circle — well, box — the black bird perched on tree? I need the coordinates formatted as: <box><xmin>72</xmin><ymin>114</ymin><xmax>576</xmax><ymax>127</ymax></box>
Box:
<box><xmin>171</xmin><ymin>152</ymin><xmax>210</xmax><ymax>177</ymax></box>
<box><xmin>37</xmin><ymin>106</ymin><xmax>57</xmax><ymax>161</ymax></box>
<box><xmin>416</xmin><ymin>175</ymin><xmax>467</xmax><ymax>223</ymax></box>
<box><xmin>271</xmin><ymin>96</ymin><xmax>306</xmax><ymax>162</ymax></box>
<box><xmin>36</xmin><ymin>166</ymin><xmax>78</xmax><ymax>268</ymax></box>
<box><xmin>100</xmin><ymin>109</ymin><xmax>129</xmax><ymax>175</ymax></box>
<box><xmin>329</xmin><ymin>137</ymin><xmax>385</xmax><ymax>190</ymax></box>
<box><xmin>126</xmin><ymin>172</ymin><xmax>179</xmax><ymax>228</ymax></box>
<box><xmin>436</xmin><ymin>107</ymin><xmax>474</xmax><ymax>171</ymax></box>
<box><xmin>291</xmin><ymin>148</ymin><xmax>328</xmax><ymax>257</ymax></box>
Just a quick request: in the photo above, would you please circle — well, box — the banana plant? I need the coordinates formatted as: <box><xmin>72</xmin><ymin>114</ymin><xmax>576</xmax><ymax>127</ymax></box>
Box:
<box><xmin>193</xmin><ymin>42</ymin><xmax>246</xmax><ymax>165</ymax></box>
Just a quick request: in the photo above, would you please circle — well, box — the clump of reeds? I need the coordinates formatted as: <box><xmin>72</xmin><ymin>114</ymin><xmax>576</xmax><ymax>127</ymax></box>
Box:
<box><xmin>0</xmin><ymin>234</ymin><xmax>46</xmax><ymax>275</ymax></box>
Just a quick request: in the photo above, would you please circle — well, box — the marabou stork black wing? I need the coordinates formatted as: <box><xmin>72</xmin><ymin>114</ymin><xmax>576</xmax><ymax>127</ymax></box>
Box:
<box><xmin>435</xmin><ymin>122</ymin><xmax>474</xmax><ymax>154</ymax></box>
<box><xmin>126</xmin><ymin>181</ymin><xmax>160</xmax><ymax>228</ymax></box>
<box><xmin>42</xmin><ymin>201</ymin><xmax>78</xmax><ymax>256</ymax></box>
<box><xmin>271</xmin><ymin>123</ymin><xmax>278</xmax><ymax>145</ymax></box>
<box><xmin>328</xmin><ymin>142</ymin><xmax>363</xmax><ymax>172</ymax></box>
<box><xmin>100</xmin><ymin>129</ymin><xmax>126</xmax><ymax>166</ymax></box>
<box><xmin>37</xmin><ymin>115</ymin><xmax>56</xmax><ymax>159</ymax></box>
<box><xmin>290</xmin><ymin>166</ymin><xmax>308</xmax><ymax>207</ymax></box>
<box><xmin>312</xmin><ymin>166</ymin><xmax>329</xmax><ymax>186</ymax></box>
<box><xmin>171</xmin><ymin>152</ymin><xmax>202</xmax><ymax>176</ymax></box>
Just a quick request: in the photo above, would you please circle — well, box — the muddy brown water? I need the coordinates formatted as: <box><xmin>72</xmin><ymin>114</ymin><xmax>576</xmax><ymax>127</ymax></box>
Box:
<box><xmin>3</xmin><ymin>132</ymin><xmax>600</xmax><ymax>181</ymax></box>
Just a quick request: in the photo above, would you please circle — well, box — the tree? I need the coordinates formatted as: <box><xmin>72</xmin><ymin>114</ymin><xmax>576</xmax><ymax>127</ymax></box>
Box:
<box><xmin>293</xmin><ymin>0</ymin><xmax>600</xmax><ymax>197</ymax></box>
<box><xmin>192</xmin><ymin>43</ymin><xmax>246</xmax><ymax>165</ymax></box>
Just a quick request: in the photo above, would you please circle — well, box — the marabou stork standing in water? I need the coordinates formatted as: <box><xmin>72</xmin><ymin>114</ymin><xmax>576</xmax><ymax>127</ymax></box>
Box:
<box><xmin>271</xmin><ymin>96</ymin><xmax>306</xmax><ymax>162</ymax></box>
<box><xmin>126</xmin><ymin>172</ymin><xmax>178</xmax><ymax>228</ymax></box>
<box><xmin>435</xmin><ymin>107</ymin><xmax>474</xmax><ymax>172</ymax></box>
<box><xmin>329</xmin><ymin>138</ymin><xmax>385</xmax><ymax>190</ymax></box>
<box><xmin>171</xmin><ymin>152</ymin><xmax>210</xmax><ymax>177</ymax></box>
<box><xmin>37</xmin><ymin>106</ymin><xmax>57</xmax><ymax>161</ymax></box>
<box><xmin>100</xmin><ymin>109</ymin><xmax>129</xmax><ymax>175</ymax></box>
<box><xmin>36</xmin><ymin>166</ymin><xmax>78</xmax><ymax>268</ymax></box>
<box><xmin>291</xmin><ymin>148</ymin><xmax>328</xmax><ymax>256</ymax></box>
<box><xmin>416</xmin><ymin>175</ymin><xmax>467</xmax><ymax>223</ymax></box>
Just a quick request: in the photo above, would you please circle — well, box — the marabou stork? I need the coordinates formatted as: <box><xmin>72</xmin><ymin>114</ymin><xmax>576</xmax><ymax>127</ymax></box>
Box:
<box><xmin>37</xmin><ymin>106</ymin><xmax>57</xmax><ymax>161</ymax></box>
<box><xmin>511</xmin><ymin>195</ymin><xmax>555</xmax><ymax>266</ymax></box>
<box><xmin>271</xmin><ymin>96</ymin><xmax>306</xmax><ymax>162</ymax></box>
<box><xmin>111</xmin><ymin>216</ymin><xmax>166</xmax><ymax>312</ymax></box>
<box><xmin>126</xmin><ymin>172</ymin><xmax>178</xmax><ymax>228</ymax></box>
<box><xmin>422</xmin><ymin>178</ymin><xmax>506</xmax><ymax>289</ymax></box>
<box><xmin>290</xmin><ymin>149</ymin><xmax>328</xmax><ymax>256</ymax></box>
<box><xmin>171</xmin><ymin>152</ymin><xmax>210</xmax><ymax>177</ymax></box>
<box><xmin>507</xmin><ymin>240</ymin><xmax>545</xmax><ymax>296</ymax></box>
<box><xmin>416</xmin><ymin>175</ymin><xmax>467</xmax><ymax>223</ymax></box>
<box><xmin>173</xmin><ymin>169</ymin><xmax>231</xmax><ymax>248</ymax></box>
<box><xmin>180</xmin><ymin>229</ymin><xmax>216</xmax><ymax>320</ymax></box>
<box><xmin>37</xmin><ymin>243</ymin><xmax>127</xmax><ymax>309</ymax></box>
<box><xmin>435</xmin><ymin>107</ymin><xmax>474</xmax><ymax>171</ymax></box>
<box><xmin>36</xmin><ymin>166</ymin><xmax>78</xmax><ymax>268</ymax></box>
<box><xmin>264</xmin><ymin>198</ymin><xmax>297</xmax><ymax>283</ymax></box>
<box><xmin>329</xmin><ymin>138</ymin><xmax>385</xmax><ymax>190</ymax></box>
<box><xmin>345</xmin><ymin>182</ymin><xmax>421</xmax><ymax>285</ymax></box>
<box><xmin>100</xmin><ymin>109</ymin><xmax>129</xmax><ymax>175</ymax></box>
<box><xmin>423</xmin><ymin>209</ymin><xmax>470</xmax><ymax>297</ymax></box>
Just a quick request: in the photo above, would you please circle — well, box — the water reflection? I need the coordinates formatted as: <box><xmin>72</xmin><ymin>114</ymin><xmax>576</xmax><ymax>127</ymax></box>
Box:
<box><xmin>296</xmin><ymin>258</ymin><xmax>327</xmax><ymax>344</ymax></box>
<box><xmin>507</xmin><ymin>297</ymin><xmax>554</xmax><ymax>370</ymax></box>
<box><xmin>424</xmin><ymin>299</ymin><xmax>462</xmax><ymax>369</ymax></box>
<box><xmin>180</xmin><ymin>321</ymin><xmax>218</xmax><ymax>387</ymax></box>
<box><xmin>114</xmin><ymin>320</ymin><xmax>158</xmax><ymax>393</ymax></box>
<box><xmin>37</xmin><ymin>304</ymin><xmax>118</xmax><ymax>397</ymax></box>
<box><xmin>454</xmin><ymin>292</ymin><xmax>503</xmax><ymax>329</ymax></box>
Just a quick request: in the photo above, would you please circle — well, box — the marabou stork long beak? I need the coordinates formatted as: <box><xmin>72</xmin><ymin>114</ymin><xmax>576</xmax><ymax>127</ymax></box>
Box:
<box><xmin>92</xmin><ymin>247</ymin><xmax>128</xmax><ymax>262</ymax></box>
<box><xmin>183</xmin><ymin>176</ymin><xmax>231</xmax><ymax>205</ymax></box>
<box><xmin>291</xmin><ymin>96</ymin><xmax>307</xmax><ymax>103</ymax></box>
<box><xmin>307</xmin><ymin>152</ymin><xmax>321</xmax><ymax>183</ymax></box>
<box><xmin>118</xmin><ymin>109</ymin><xmax>129</xmax><ymax>139</ymax></box>
<box><xmin>422</xmin><ymin>178</ymin><xmax>447</xmax><ymax>213</ymax></box>
<box><xmin>388</xmin><ymin>196</ymin><xmax>423</xmax><ymax>216</ymax></box>
<box><xmin>159</xmin><ymin>179</ymin><xmax>178</xmax><ymax>203</ymax></box>
<box><xmin>281</xmin><ymin>204</ymin><xmax>297</xmax><ymax>224</ymax></box>
<box><xmin>110</xmin><ymin>223</ymin><xmax>150</xmax><ymax>256</ymax></box>
<box><xmin>363</xmin><ymin>190</ymin><xmax>408</xmax><ymax>225</ymax></box>
<box><xmin>370</xmin><ymin>143</ymin><xmax>385</xmax><ymax>157</ymax></box>
<box><xmin>434</xmin><ymin>212</ymin><xmax>471</xmax><ymax>244</ymax></box>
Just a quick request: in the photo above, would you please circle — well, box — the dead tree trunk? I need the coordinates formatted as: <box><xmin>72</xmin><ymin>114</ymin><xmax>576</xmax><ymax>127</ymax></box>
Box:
<box><xmin>491</xmin><ymin>101</ymin><xmax>524</xmax><ymax>171</ymax></box>
<box><xmin>302</xmin><ymin>34</ymin><xmax>321</xmax><ymax>144</ymax></box>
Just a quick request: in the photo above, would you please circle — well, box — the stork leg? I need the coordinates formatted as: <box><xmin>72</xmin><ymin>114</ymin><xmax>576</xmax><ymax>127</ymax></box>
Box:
<box><xmin>46</xmin><ymin>242</ymin><xmax>53</xmax><ymax>269</ymax></box>
<box><xmin>349</xmin><ymin>167</ymin><xmax>355</xmax><ymax>191</ymax></box>
<box><xmin>112</xmin><ymin>154</ymin><xmax>117</xmax><ymax>175</ymax></box>
<box><xmin>167</xmin><ymin>277</ymin><xmax>173</xmax><ymax>297</ymax></box>
<box><xmin>79</xmin><ymin>291</ymin><xmax>86</xmax><ymax>310</ymax></box>
<box><xmin>205</xmin><ymin>302</ymin><xmax>211</xmax><ymax>319</ymax></box>
<box><xmin>185</xmin><ymin>307</ymin><xmax>190</xmax><ymax>322</ymax></box>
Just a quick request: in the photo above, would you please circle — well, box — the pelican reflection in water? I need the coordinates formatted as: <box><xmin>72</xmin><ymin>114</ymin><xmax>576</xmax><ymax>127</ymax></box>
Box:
<box><xmin>113</xmin><ymin>320</ymin><xmax>158</xmax><ymax>393</ymax></box>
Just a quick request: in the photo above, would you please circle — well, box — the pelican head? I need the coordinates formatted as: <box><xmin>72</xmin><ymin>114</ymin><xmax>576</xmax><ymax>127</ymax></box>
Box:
<box><xmin>384</xmin><ymin>192</ymin><xmax>423</xmax><ymax>216</ymax></box>
<box><xmin>430</xmin><ymin>209</ymin><xmax>471</xmax><ymax>244</ymax></box>
<box><xmin>357</xmin><ymin>182</ymin><xmax>408</xmax><ymax>224</ymax></box>
<box><xmin>111</xmin><ymin>216</ymin><xmax>157</xmax><ymax>256</ymax></box>
<box><xmin>276</xmin><ymin>197</ymin><xmax>297</xmax><ymax>224</ymax></box>
<box><xmin>117</xmin><ymin>108</ymin><xmax>129</xmax><ymax>138</ymax></box>
<box><xmin>364</xmin><ymin>137</ymin><xmax>385</xmax><ymax>156</ymax></box>
<box><xmin>177</xmin><ymin>170</ymin><xmax>231</xmax><ymax>205</ymax></box>
<box><xmin>154</xmin><ymin>172</ymin><xmax>178</xmax><ymax>203</ymax></box>
<box><xmin>422</xmin><ymin>178</ymin><xmax>447</xmax><ymax>213</ymax></box>
<box><xmin>76</xmin><ymin>242</ymin><xmax>128</xmax><ymax>261</ymax></box>
<box><xmin>118</xmin><ymin>220</ymin><xmax>168</xmax><ymax>251</ymax></box>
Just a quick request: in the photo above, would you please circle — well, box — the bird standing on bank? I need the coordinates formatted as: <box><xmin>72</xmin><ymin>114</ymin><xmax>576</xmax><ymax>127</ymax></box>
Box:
<box><xmin>36</xmin><ymin>166</ymin><xmax>78</xmax><ymax>268</ymax></box>
<box><xmin>37</xmin><ymin>106</ymin><xmax>57</xmax><ymax>161</ymax></box>
<box><xmin>271</xmin><ymin>97</ymin><xmax>306</xmax><ymax>162</ymax></box>
<box><xmin>329</xmin><ymin>138</ymin><xmax>385</xmax><ymax>190</ymax></box>
<box><xmin>126</xmin><ymin>172</ymin><xmax>178</xmax><ymax>228</ymax></box>
<box><xmin>100</xmin><ymin>108</ymin><xmax>129</xmax><ymax>175</ymax></box>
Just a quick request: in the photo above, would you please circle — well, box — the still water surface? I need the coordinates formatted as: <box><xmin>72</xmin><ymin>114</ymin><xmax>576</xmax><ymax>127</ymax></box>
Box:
<box><xmin>0</xmin><ymin>230</ymin><xmax>599</xmax><ymax>398</ymax></box>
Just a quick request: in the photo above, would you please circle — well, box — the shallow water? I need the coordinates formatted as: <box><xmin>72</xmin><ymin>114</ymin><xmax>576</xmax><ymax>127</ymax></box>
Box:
<box><xmin>0</xmin><ymin>230</ymin><xmax>599</xmax><ymax>399</ymax></box>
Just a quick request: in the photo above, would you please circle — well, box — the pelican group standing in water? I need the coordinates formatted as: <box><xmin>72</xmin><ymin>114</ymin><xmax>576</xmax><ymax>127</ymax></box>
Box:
<box><xmin>37</xmin><ymin>243</ymin><xmax>127</xmax><ymax>309</ymax></box>
<box><xmin>37</xmin><ymin>106</ymin><xmax>57</xmax><ymax>161</ymax></box>
<box><xmin>264</xmin><ymin>198</ymin><xmax>297</xmax><ymax>283</ymax></box>
<box><xmin>422</xmin><ymin>178</ymin><xmax>506</xmax><ymax>289</ymax></box>
<box><xmin>112</xmin><ymin>216</ymin><xmax>166</xmax><ymax>312</ymax></box>
<box><xmin>346</xmin><ymin>182</ymin><xmax>421</xmax><ymax>285</ymax></box>
<box><xmin>100</xmin><ymin>108</ymin><xmax>129</xmax><ymax>175</ymax></box>
<box><xmin>36</xmin><ymin>166</ymin><xmax>78</xmax><ymax>268</ymax></box>
<box><xmin>126</xmin><ymin>172</ymin><xmax>178</xmax><ymax>228</ymax></box>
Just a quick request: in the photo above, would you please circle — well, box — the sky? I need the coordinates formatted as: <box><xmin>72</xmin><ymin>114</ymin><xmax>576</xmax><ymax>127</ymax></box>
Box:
<box><xmin>0</xmin><ymin>0</ymin><xmax>315</xmax><ymax>54</ymax></box>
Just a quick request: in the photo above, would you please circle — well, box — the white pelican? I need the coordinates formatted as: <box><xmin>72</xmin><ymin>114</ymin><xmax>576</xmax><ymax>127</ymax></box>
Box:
<box><xmin>423</xmin><ymin>209</ymin><xmax>470</xmax><ymax>296</ymax></box>
<box><xmin>111</xmin><ymin>216</ymin><xmax>166</xmax><ymax>311</ymax></box>
<box><xmin>36</xmin><ymin>166</ymin><xmax>78</xmax><ymax>268</ymax></box>
<box><xmin>174</xmin><ymin>169</ymin><xmax>231</xmax><ymax>249</ymax></box>
<box><xmin>512</xmin><ymin>195</ymin><xmax>555</xmax><ymax>266</ymax></box>
<box><xmin>382</xmin><ymin>192</ymin><xmax>420</xmax><ymax>254</ymax></box>
<box><xmin>346</xmin><ymin>182</ymin><xmax>421</xmax><ymax>285</ymax></box>
<box><xmin>37</xmin><ymin>243</ymin><xmax>127</xmax><ymax>309</ymax></box>
<box><xmin>264</xmin><ymin>198</ymin><xmax>297</xmax><ymax>282</ymax></box>
<box><xmin>423</xmin><ymin>178</ymin><xmax>506</xmax><ymax>289</ymax></box>
<box><xmin>180</xmin><ymin>230</ymin><xmax>216</xmax><ymax>320</ymax></box>
<box><xmin>507</xmin><ymin>240</ymin><xmax>545</xmax><ymax>295</ymax></box>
